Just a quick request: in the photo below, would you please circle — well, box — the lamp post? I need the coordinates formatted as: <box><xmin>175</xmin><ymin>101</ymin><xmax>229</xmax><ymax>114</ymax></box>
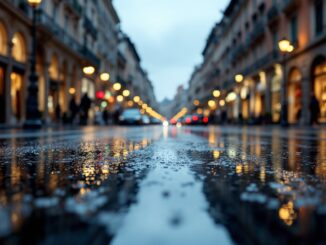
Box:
<box><xmin>24</xmin><ymin>0</ymin><xmax>43</xmax><ymax>129</ymax></box>
<box><xmin>278</xmin><ymin>38</ymin><xmax>294</xmax><ymax>127</ymax></box>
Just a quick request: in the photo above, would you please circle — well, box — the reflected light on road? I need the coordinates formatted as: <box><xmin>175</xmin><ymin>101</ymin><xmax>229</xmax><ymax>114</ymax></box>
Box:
<box><xmin>163</xmin><ymin>121</ymin><xmax>169</xmax><ymax>127</ymax></box>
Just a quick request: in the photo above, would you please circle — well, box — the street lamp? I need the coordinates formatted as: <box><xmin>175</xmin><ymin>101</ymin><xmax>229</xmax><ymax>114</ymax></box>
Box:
<box><xmin>100</xmin><ymin>72</ymin><xmax>110</xmax><ymax>81</ymax></box>
<box><xmin>235</xmin><ymin>74</ymin><xmax>244</xmax><ymax>83</ymax></box>
<box><xmin>122</xmin><ymin>89</ymin><xmax>130</xmax><ymax>97</ymax></box>
<box><xmin>24</xmin><ymin>0</ymin><xmax>43</xmax><ymax>129</ymax></box>
<box><xmin>213</xmin><ymin>90</ymin><xmax>221</xmax><ymax>98</ymax></box>
<box><xmin>113</xmin><ymin>83</ymin><xmax>121</xmax><ymax>91</ymax></box>
<box><xmin>278</xmin><ymin>38</ymin><xmax>294</xmax><ymax>127</ymax></box>
<box><xmin>83</xmin><ymin>66</ymin><xmax>95</xmax><ymax>75</ymax></box>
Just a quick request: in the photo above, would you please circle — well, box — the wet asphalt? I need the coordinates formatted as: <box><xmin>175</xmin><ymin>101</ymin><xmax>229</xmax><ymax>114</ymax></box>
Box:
<box><xmin>0</xmin><ymin>125</ymin><xmax>325</xmax><ymax>245</ymax></box>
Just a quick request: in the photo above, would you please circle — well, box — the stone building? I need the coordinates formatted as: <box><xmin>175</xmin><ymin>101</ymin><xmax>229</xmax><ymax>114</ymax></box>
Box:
<box><xmin>188</xmin><ymin>0</ymin><xmax>326</xmax><ymax>125</ymax></box>
<box><xmin>117</xmin><ymin>35</ymin><xmax>157</xmax><ymax>109</ymax></box>
<box><xmin>0</xmin><ymin>0</ymin><xmax>120</xmax><ymax>126</ymax></box>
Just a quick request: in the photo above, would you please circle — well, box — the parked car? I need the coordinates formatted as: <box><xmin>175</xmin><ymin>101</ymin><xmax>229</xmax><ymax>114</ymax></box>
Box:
<box><xmin>151</xmin><ymin>118</ymin><xmax>162</xmax><ymax>125</ymax></box>
<box><xmin>119</xmin><ymin>109</ymin><xmax>142</xmax><ymax>125</ymax></box>
<box><xmin>142</xmin><ymin>115</ymin><xmax>151</xmax><ymax>125</ymax></box>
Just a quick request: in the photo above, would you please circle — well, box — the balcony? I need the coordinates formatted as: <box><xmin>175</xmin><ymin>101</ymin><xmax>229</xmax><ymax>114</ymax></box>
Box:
<box><xmin>80</xmin><ymin>46</ymin><xmax>100</xmax><ymax>67</ymax></box>
<box><xmin>64</xmin><ymin>0</ymin><xmax>83</xmax><ymax>17</ymax></box>
<box><xmin>282</xmin><ymin>0</ymin><xmax>299</xmax><ymax>14</ymax></box>
<box><xmin>250</xmin><ymin>21</ymin><xmax>265</xmax><ymax>45</ymax></box>
<box><xmin>84</xmin><ymin>17</ymin><xmax>97</xmax><ymax>40</ymax></box>
<box><xmin>267</xmin><ymin>5</ymin><xmax>279</xmax><ymax>25</ymax></box>
<box><xmin>37</xmin><ymin>10</ymin><xmax>100</xmax><ymax>67</ymax></box>
<box><xmin>242</xmin><ymin>50</ymin><xmax>279</xmax><ymax>76</ymax></box>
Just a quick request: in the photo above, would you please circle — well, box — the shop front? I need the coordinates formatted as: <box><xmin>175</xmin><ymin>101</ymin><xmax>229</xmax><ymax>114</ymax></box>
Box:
<box><xmin>0</xmin><ymin>65</ymin><xmax>5</xmax><ymax>123</ymax></box>
<box><xmin>48</xmin><ymin>80</ymin><xmax>66</xmax><ymax>120</ymax></box>
<box><xmin>287</xmin><ymin>68</ymin><xmax>302</xmax><ymax>124</ymax></box>
<box><xmin>271</xmin><ymin>69</ymin><xmax>282</xmax><ymax>123</ymax></box>
<box><xmin>10</xmin><ymin>71</ymin><xmax>24</xmax><ymax>122</ymax></box>
<box><xmin>313</xmin><ymin>58</ymin><xmax>326</xmax><ymax>123</ymax></box>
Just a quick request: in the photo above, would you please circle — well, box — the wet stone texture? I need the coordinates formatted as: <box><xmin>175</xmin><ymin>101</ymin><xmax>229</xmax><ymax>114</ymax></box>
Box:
<box><xmin>0</xmin><ymin>126</ymin><xmax>325</xmax><ymax>245</ymax></box>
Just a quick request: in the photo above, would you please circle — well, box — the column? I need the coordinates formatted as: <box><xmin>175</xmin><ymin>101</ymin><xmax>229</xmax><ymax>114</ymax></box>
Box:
<box><xmin>301</xmin><ymin>75</ymin><xmax>311</xmax><ymax>125</ymax></box>
<box><xmin>43</xmin><ymin>59</ymin><xmax>50</xmax><ymax>124</ymax></box>
<box><xmin>265</xmin><ymin>69</ymin><xmax>273</xmax><ymax>122</ymax></box>
<box><xmin>4</xmin><ymin>40</ymin><xmax>13</xmax><ymax>125</ymax></box>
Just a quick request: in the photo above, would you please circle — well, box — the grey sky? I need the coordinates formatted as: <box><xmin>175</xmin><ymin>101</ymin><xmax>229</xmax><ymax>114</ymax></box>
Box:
<box><xmin>113</xmin><ymin>0</ymin><xmax>228</xmax><ymax>102</ymax></box>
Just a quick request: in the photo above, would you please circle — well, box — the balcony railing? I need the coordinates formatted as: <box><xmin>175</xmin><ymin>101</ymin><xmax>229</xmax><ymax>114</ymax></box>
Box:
<box><xmin>282</xmin><ymin>0</ymin><xmax>298</xmax><ymax>13</ymax></box>
<box><xmin>84</xmin><ymin>17</ymin><xmax>97</xmax><ymax>40</ymax></box>
<box><xmin>65</xmin><ymin>0</ymin><xmax>83</xmax><ymax>17</ymax></box>
<box><xmin>267</xmin><ymin>5</ymin><xmax>279</xmax><ymax>24</ymax></box>
<box><xmin>37</xmin><ymin>10</ymin><xmax>100</xmax><ymax>67</ymax></box>
<box><xmin>250</xmin><ymin>21</ymin><xmax>265</xmax><ymax>44</ymax></box>
<box><xmin>242</xmin><ymin>50</ymin><xmax>279</xmax><ymax>76</ymax></box>
<box><xmin>80</xmin><ymin>46</ymin><xmax>100</xmax><ymax>67</ymax></box>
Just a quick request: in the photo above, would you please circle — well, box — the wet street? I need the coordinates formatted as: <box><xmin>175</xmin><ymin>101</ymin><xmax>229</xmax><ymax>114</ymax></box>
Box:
<box><xmin>0</xmin><ymin>125</ymin><xmax>325</xmax><ymax>245</ymax></box>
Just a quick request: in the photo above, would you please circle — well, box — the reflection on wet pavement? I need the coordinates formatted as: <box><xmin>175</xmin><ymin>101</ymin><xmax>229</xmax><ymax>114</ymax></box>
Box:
<box><xmin>188</xmin><ymin>126</ymin><xmax>326</xmax><ymax>245</ymax></box>
<box><xmin>0</xmin><ymin>126</ymin><xmax>325</xmax><ymax>245</ymax></box>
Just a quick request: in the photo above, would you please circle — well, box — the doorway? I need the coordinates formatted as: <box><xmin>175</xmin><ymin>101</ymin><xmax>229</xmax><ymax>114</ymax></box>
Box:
<box><xmin>0</xmin><ymin>66</ymin><xmax>5</xmax><ymax>123</ymax></box>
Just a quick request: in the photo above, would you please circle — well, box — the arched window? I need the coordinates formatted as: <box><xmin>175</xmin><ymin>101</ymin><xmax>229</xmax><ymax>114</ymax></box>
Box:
<box><xmin>0</xmin><ymin>22</ymin><xmax>7</xmax><ymax>55</ymax></box>
<box><xmin>49</xmin><ymin>54</ymin><xmax>59</xmax><ymax>80</ymax></box>
<box><xmin>12</xmin><ymin>32</ymin><xmax>27</xmax><ymax>63</ymax></box>
<box><xmin>288</xmin><ymin>68</ymin><xmax>302</xmax><ymax>124</ymax></box>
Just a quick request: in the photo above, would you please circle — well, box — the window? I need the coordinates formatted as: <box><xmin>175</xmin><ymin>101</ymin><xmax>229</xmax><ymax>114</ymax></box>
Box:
<box><xmin>0</xmin><ymin>22</ymin><xmax>7</xmax><ymax>55</ymax></box>
<box><xmin>315</xmin><ymin>0</ymin><xmax>324</xmax><ymax>35</ymax></box>
<box><xmin>272</xmin><ymin>29</ymin><xmax>278</xmax><ymax>51</ymax></box>
<box><xmin>290</xmin><ymin>15</ymin><xmax>298</xmax><ymax>44</ymax></box>
<box><xmin>12</xmin><ymin>33</ymin><xmax>27</xmax><ymax>63</ymax></box>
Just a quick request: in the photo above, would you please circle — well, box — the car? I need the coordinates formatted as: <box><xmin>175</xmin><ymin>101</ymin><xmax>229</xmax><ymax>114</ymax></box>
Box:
<box><xmin>150</xmin><ymin>118</ymin><xmax>162</xmax><ymax>125</ymax></box>
<box><xmin>142</xmin><ymin>115</ymin><xmax>151</xmax><ymax>125</ymax></box>
<box><xmin>119</xmin><ymin>109</ymin><xmax>142</xmax><ymax>125</ymax></box>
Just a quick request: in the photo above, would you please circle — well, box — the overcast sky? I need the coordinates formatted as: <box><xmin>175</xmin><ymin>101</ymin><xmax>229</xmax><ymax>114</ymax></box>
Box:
<box><xmin>113</xmin><ymin>0</ymin><xmax>228</xmax><ymax>102</ymax></box>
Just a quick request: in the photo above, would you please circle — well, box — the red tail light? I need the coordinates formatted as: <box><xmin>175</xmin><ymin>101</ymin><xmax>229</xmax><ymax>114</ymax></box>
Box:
<box><xmin>192</xmin><ymin>115</ymin><xmax>199</xmax><ymax>121</ymax></box>
<box><xmin>203</xmin><ymin>117</ymin><xmax>209</xmax><ymax>123</ymax></box>
<box><xmin>185</xmin><ymin>118</ymin><xmax>192</xmax><ymax>124</ymax></box>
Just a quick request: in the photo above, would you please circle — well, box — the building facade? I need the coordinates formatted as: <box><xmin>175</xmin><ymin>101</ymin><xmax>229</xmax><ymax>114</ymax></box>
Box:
<box><xmin>117</xmin><ymin>35</ymin><xmax>157</xmax><ymax>110</ymax></box>
<box><xmin>188</xmin><ymin>0</ymin><xmax>326</xmax><ymax>125</ymax></box>
<box><xmin>0</xmin><ymin>0</ymin><xmax>121</xmax><ymax>126</ymax></box>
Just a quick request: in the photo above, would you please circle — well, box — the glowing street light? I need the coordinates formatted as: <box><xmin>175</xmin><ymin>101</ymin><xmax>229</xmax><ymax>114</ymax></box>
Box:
<box><xmin>208</xmin><ymin>100</ymin><xmax>216</xmax><ymax>109</ymax></box>
<box><xmin>69</xmin><ymin>88</ymin><xmax>76</xmax><ymax>95</ymax></box>
<box><xmin>133</xmin><ymin>96</ymin><xmax>140</xmax><ymax>103</ymax></box>
<box><xmin>100</xmin><ymin>72</ymin><xmax>110</xmax><ymax>81</ymax></box>
<box><xmin>193</xmin><ymin>100</ymin><xmax>200</xmax><ymax>106</ymax></box>
<box><xmin>117</xmin><ymin>95</ymin><xmax>124</xmax><ymax>103</ymax></box>
<box><xmin>278</xmin><ymin>38</ymin><xmax>294</xmax><ymax>127</ymax></box>
<box><xmin>122</xmin><ymin>89</ymin><xmax>130</xmax><ymax>97</ymax></box>
<box><xmin>83</xmin><ymin>66</ymin><xmax>95</xmax><ymax>75</ymax></box>
<box><xmin>213</xmin><ymin>90</ymin><xmax>221</xmax><ymax>98</ymax></box>
<box><xmin>113</xmin><ymin>83</ymin><xmax>122</xmax><ymax>91</ymax></box>
<box><xmin>219</xmin><ymin>100</ymin><xmax>226</xmax><ymax>107</ymax></box>
<box><xmin>27</xmin><ymin>0</ymin><xmax>42</xmax><ymax>7</ymax></box>
<box><xmin>235</xmin><ymin>74</ymin><xmax>244</xmax><ymax>83</ymax></box>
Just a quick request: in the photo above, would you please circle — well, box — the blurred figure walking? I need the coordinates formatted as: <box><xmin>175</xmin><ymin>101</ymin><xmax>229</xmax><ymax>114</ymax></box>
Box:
<box><xmin>80</xmin><ymin>94</ymin><xmax>92</xmax><ymax>125</ymax></box>
<box><xmin>310</xmin><ymin>94</ymin><xmax>320</xmax><ymax>125</ymax></box>
<box><xmin>69</xmin><ymin>96</ymin><xmax>79</xmax><ymax>124</ymax></box>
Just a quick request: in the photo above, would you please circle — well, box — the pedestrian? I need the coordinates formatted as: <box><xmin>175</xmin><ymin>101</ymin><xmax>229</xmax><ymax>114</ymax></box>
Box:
<box><xmin>102</xmin><ymin>109</ymin><xmax>109</xmax><ymax>125</ymax></box>
<box><xmin>310</xmin><ymin>94</ymin><xmax>320</xmax><ymax>125</ymax></box>
<box><xmin>69</xmin><ymin>96</ymin><xmax>79</xmax><ymax>124</ymax></box>
<box><xmin>113</xmin><ymin>109</ymin><xmax>121</xmax><ymax>125</ymax></box>
<box><xmin>80</xmin><ymin>93</ymin><xmax>92</xmax><ymax>125</ymax></box>
<box><xmin>55</xmin><ymin>104</ymin><xmax>61</xmax><ymax>123</ymax></box>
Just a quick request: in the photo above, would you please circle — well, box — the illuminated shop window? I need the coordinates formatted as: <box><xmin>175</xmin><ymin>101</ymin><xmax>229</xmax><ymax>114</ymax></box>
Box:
<box><xmin>12</xmin><ymin>33</ymin><xmax>27</xmax><ymax>63</ymax></box>
<box><xmin>0</xmin><ymin>22</ymin><xmax>7</xmax><ymax>55</ymax></box>
<box><xmin>314</xmin><ymin>60</ymin><xmax>326</xmax><ymax>122</ymax></box>
<box><xmin>10</xmin><ymin>72</ymin><xmax>23</xmax><ymax>120</ymax></box>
